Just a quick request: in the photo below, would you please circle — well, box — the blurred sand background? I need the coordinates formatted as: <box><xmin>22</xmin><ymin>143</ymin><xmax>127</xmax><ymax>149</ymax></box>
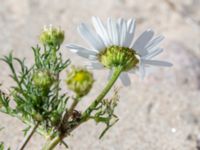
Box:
<box><xmin>0</xmin><ymin>0</ymin><xmax>200</xmax><ymax>149</ymax></box>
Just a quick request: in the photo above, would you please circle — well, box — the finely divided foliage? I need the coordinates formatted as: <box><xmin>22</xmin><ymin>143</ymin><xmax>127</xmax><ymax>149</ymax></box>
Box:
<box><xmin>0</xmin><ymin>18</ymin><xmax>172</xmax><ymax>150</ymax></box>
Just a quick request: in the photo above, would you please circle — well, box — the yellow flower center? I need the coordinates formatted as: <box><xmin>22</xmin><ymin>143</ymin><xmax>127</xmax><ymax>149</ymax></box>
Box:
<box><xmin>66</xmin><ymin>67</ymin><xmax>94</xmax><ymax>97</ymax></box>
<box><xmin>73</xmin><ymin>72</ymin><xmax>88</xmax><ymax>82</ymax></box>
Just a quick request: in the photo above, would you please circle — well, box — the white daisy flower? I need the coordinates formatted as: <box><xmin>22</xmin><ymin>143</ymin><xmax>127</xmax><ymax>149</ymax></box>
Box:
<box><xmin>66</xmin><ymin>17</ymin><xmax>172</xmax><ymax>86</ymax></box>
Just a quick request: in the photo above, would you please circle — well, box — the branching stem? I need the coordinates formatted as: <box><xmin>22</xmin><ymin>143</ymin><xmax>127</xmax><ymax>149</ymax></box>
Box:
<box><xmin>81</xmin><ymin>66</ymin><xmax>123</xmax><ymax>121</ymax></box>
<box><xmin>17</xmin><ymin>122</ymin><xmax>40</xmax><ymax>150</ymax></box>
<box><xmin>41</xmin><ymin>66</ymin><xmax>123</xmax><ymax>150</ymax></box>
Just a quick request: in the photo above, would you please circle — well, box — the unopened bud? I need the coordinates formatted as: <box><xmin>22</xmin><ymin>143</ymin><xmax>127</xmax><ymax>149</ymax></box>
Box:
<box><xmin>33</xmin><ymin>69</ymin><xmax>55</xmax><ymax>89</ymax></box>
<box><xmin>40</xmin><ymin>25</ymin><xmax>64</xmax><ymax>47</ymax></box>
<box><xmin>66</xmin><ymin>67</ymin><xmax>94</xmax><ymax>97</ymax></box>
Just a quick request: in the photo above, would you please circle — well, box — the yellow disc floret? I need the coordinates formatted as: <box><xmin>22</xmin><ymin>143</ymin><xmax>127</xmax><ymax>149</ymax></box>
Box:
<box><xmin>73</xmin><ymin>72</ymin><xmax>89</xmax><ymax>83</ymax></box>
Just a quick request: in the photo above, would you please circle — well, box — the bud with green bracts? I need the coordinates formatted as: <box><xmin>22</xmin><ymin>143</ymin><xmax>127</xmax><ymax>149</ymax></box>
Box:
<box><xmin>39</xmin><ymin>25</ymin><xmax>64</xmax><ymax>47</ymax></box>
<box><xmin>33</xmin><ymin>69</ymin><xmax>55</xmax><ymax>90</ymax></box>
<box><xmin>33</xmin><ymin>112</ymin><xmax>43</xmax><ymax>121</ymax></box>
<box><xmin>66</xmin><ymin>67</ymin><xmax>94</xmax><ymax>98</ymax></box>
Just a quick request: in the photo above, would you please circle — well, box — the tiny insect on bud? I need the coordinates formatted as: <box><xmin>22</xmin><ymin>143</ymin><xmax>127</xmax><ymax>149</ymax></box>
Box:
<box><xmin>33</xmin><ymin>69</ymin><xmax>55</xmax><ymax>89</ymax></box>
<box><xmin>66</xmin><ymin>67</ymin><xmax>94</xmax><ymax>97</ymax></box>
<box><xmin>39</xmin><ymin>25</ymin><xmax>65</xmax><ymax>47</ymax></box>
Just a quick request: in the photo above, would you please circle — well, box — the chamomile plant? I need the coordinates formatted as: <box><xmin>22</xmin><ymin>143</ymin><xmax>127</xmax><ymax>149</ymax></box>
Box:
<box><xmin>0</xmin><ymin>17</ymin><xmax>172</xmax><ymax>150</ymax></box>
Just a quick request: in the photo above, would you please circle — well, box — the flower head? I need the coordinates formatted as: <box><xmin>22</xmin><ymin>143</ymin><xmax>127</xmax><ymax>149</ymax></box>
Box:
<box><xmin>33</xmin><ymin>69</ymin><xmax>55</xmax><ymax>89</ymax></box>
<box><xmin>66</xmin><ymin>17</ymin><xmax>172</xmax><ymax>86</ymax></box>
<box><xmin>98</xmin><ymin>45</ymin><xmax>139</xmax><ymax>71</ymax></box>
<box><xmin>66</xmin><ymin>67</ymin><xmax>94</xmax><ymax>97</ymax></box>
<box><xmin>40</xmin><ymin>25</ymin><xmax>64</xmax><ymax>47</ymax></box>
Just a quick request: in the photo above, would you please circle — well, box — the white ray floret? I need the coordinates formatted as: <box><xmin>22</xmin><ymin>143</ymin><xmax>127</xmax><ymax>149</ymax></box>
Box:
<box><xmin>66</xmin><ymin>17</ymin><xmax>172</xmax><ymax>86</ymax></box>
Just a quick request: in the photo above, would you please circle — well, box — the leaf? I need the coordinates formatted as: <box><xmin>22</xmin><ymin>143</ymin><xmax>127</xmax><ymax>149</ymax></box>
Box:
<box><xmin>0</xmin><ymin>142</ymin><xmax>11</xmax><ymax>150</ymax></box>
<box><xmin>91</xmin><ymin>87</ymin><xmax>120</xmax><ymax>139</ymax></box>
<box><xmin>23</xmin><ymin>126</ymin><xmax>31</xmax><ymax>136</ymax></box>
<box><xmin>0</xmin><ymin>142</ymin><xmax>4</xmax><ymax>150</ymax></box>
<box><xmin>99</xmin><ymin>118</ymin><xmax>119</xmax><ymax>139</ymax></box>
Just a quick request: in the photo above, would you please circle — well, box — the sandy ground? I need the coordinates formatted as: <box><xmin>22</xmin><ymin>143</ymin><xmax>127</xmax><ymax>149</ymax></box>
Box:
<box><xmin>0</xmin><ymin>0</ymin><xmax>200</xmax><ymax>149</ymax></box>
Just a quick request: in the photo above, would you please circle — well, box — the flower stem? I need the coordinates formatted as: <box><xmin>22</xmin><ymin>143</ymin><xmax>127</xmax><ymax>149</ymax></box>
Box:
<box><xmin>81</xmin><ymin>66</ymin><xmax>123</xmax><ymax>121</ymax></box>
<box><xmin>17</xmin><ymin>122</ymin><xmax>40</xmax><ymax>150</ymax></box>
<box><xmin>41</xmin><ymin>66</ymin><xmax>123</xmax><ymax>150</ymax></box>
<box><xmin>66</xmin><ymin>66</ymin><xmax>123</xmax><ymax>133</ymax></box>
<box><xmin>65</xmin><ymin>97</ymin><xmax>79</xmax><ymax>121</ymax></box>
<box><xmin>42</xmin><ymin>136</ymin><xmax>61</xmax><ymax>150</ymax></box>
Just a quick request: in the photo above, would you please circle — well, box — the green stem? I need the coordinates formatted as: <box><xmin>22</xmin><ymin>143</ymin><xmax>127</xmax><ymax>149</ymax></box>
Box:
<box><xmin>42</xmin><ymin>136</ymin><xmax>61</xmax><ymax>150</ymax></box>
<box><xmin>65</xmin><ymin>66</ymin><xmax>123</xmax><ymax>134</ymax></box>
<box><xmin>60</xmin><ymin>97</ymin><xmax>79</xmax><ymax>128</ymax></box>
<box><xmin>81</xmin><ymin>66</ymin><xmax>123</xmax><ymax>121</ymax></box>
<box><xmin>17</xmin><ymin>122</ymin><xmax>40</xmax><ymax>150</ymax></box>
<box><xmin>41</xmin><ymin>66</ymin><xmax>123</xmax><ymax>150</ymax></box>
<box><xmin>67</xmin><ymin>97</ymin><xmax>79</xmax><ymax>118</ymax></box>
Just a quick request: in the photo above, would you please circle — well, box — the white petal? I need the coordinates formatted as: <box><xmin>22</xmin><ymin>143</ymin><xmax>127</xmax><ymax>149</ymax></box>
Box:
<box><xmin>78</xmin><ymin>23</ymin><xmax>105</xmax><ymax>50</ymax></box>
<box><xmin>117</xmin><ymin>18</ymin><xmax>123</xmax><ymax>46</ymax></box>
<box><xmin>66</xmin><ymin>44</ymin><xmax>97</xmax><ymax>59</ymax></box>
<box><xmin>139</xmin><ymin>61</ymin><xmax>146</xmax><ymax>79</ymax></box>
<box><xmin>88</xmin><ymin>55</ymin><xmax>98</xmax><ymax>60</ymax></box>
<box><xmin>128</xmin><ymin>19</ymin><xmax>136</xmax><ymax>33</ymax></box>
<box><xmin>107</xmin><ymin>18</ymin><xmax>119</xmax><ymax>45</ymax></box>
<box><xmin>120</xmin><ymin>72</ymin><xmax>131</xmax><ymax>86</ymax></box>
<box><xmin>128</xmin><ymin>68</ymin><xmax>138</xmax><ymax>74</ymax></box>
<box><xmin>92</xmin><ymin>16</ymin><xmax>111</xmax><ymax>46</ymax></box>
<box><xmin>132</xmin><ymin>29</ymin><xmax>154</xmax><ymax>56</ymax></box>
<box><xmin>127</xmin><ymin>18</ymin><xmax>136</xmax><ymax>48</ymax></box>
<box><xmin>66</xmin><ymin>43</ymin><xmax>98</xmax><ymax>53</ymax></box>
<box><xmin>119</xmin><ymin>19</ymin><xmax>127</xmax><ymax>47</ymax></box>
<box><xmin>142</xmin><ymin>48</ymin><xmax>164</xmax><ymax>59</ymax></box>
<box><xmin>74</xmin><ymin>51</ymin><xmax>96</xmax><ymax>60</ymax></box>
<box><xmin>143</xmin><ymin>60</ymin><xmax>173</xmax><ymax>67</ymax></box>
<box><xmin>106</xmin><ymin>18</ymin><xmax>113</xmax><ymax>45</ymax></box>
<box><xmin>145</xmin><ymin>35</ymin><xmax>164</xmax><ymax>51</ymax></box>
<box><xmin>86</xmin><ymin>62</ymin><xmax>104</xmax><ymax>70</ymax></box>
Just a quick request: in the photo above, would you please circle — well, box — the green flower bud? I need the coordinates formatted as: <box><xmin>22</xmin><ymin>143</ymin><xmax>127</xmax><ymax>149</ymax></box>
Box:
<box><xmin>39</xmin><ymin>25</ymin><xmax>64</xmax><ymax>47</ymax></box>
<box><xmin>33</xmin><ymin>113</ymin><xmax>43</xmax><ymax>121</ymax></box>
<box><xmin>66</xmin><ymin>67</ymin><xmax>94</xmax><ymax>97</ymax></box>
<box><xmin>98</xmin><ymin>46</ymin><xmax>139</xmax><ymax>71</ymax></box>
<box><xmin>33</xmin><ymin>69</ymin><xmax>55</xmax><ymax>89</ymax></box>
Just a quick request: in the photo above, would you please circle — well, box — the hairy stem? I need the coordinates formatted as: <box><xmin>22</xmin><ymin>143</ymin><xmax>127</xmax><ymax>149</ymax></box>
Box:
<box><xmin>81</xmin><ymin>66</ymin><xmax>123</xmax><ymax>121</ymax></box>
<box><xmin>42</xmin><ymin>136</ymin><xmax>61</xmax><ymax>150</ymax></box>
<box><xmin>17</xmin><ymin>122</ymin><xmax>40</xmax><ymax>150</ymax></box>
<box><xmin>66</xmin><ymin>66</ymin><xmax>123</xmax><ymax>134</ymax></box>
<box><xmin>66</xmin><ymin>98</ymin><xmax>79</xmax><ymax>120</ymax></box>
<box><xmin>41</xmin><ymin>66</ymin><xmax>123</xmax><ymax>150</ymax></box>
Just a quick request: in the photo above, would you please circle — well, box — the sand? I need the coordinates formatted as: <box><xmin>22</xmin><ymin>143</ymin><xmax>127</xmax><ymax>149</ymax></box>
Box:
<box><xmin>0</xmin><ymin>0</ymin><xmax>200</xmax><ymax>149</ymax></box>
